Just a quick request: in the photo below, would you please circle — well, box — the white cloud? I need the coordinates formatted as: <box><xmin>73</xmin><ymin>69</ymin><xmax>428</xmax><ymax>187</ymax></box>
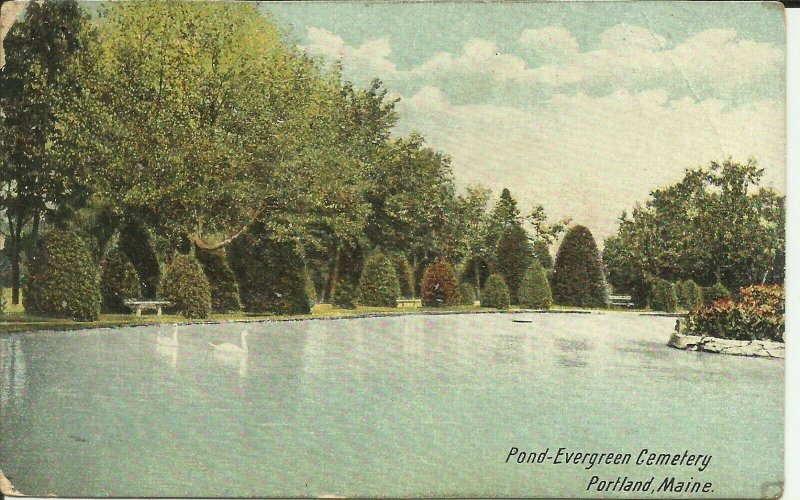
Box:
<box><xmin>599</xmin><ymin>23</ymin><xmax>667</xmax><ymax>51</ymax></box>
<box><xmin>302</xmin><ymin>27</ymin><xmax>398</xmax><ymax>84</ymax></box>
<box><xmin>518</xmin><ymin>26</ymin><xmax>579</xmax><ymax>61</ymax></box>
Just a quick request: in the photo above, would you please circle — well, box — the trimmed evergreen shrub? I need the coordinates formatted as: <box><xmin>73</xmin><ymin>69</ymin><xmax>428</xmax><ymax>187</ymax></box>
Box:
<box><xmin>228</xmin><ymin>223</ymin><xmax>310</xmax><ymax>315</ymax></box>
<box><xmin>358</xmin><ymin>251</ymin><xmax>401</xmax><ymax>307</ymax></box>
<box><xmin>100</xmin><ymin>248</ymin><xmax>141</xmax><ymax>313</ymax></box>
<box><xmin>332</xmin><ymin>281</ymin><xmax>358</xmax><ymax>309</ymax></box>
<box><xmin>533</xmin><ymin>239</ymin><xmax>553</xmax><ymax>270</ymax></box>
<box><xmin>118</xmin><ymin>222</ymin><xmax>161</xmax><ymax>298</ymax></box>
<box><xmin>195</xmin><ymin>247</ymin><xmax>242</xmax><ymax>313</ymax></box>
<box><xmin>457</xmin><ymin>282</ymin><xmax>476</xmax><ymax>306</ymax></box>
<box><xmin>649</xmin><ymin>278</ymin><xmax>678</xmax><ymax>312</ymax></box>
<box><xmin>494</xmin><ymin>223</ymin><xmax>534</xmax><ymax>304</ymax></box>
<box><xmin>702</xmin><ymin>282</ymin><xmax>731</xmax><ymax>305</ymax></box>
<box><xmin>551</xmin><ymin>225</ymin><xmax>608</xmax><ymax>308</ymax></box>
<box><xmin>393</xmin><ymin>254</ymin><xmax>415</xmax><ymax>299</ymax></box>
<box><xmin>159</xmin><ymin>254</ymin><xmax>212</xmax><ymax>319</ymax></box>
<box><xmin>675</xmin><ymin>279</ymin><xmax>703</xmax><ymax>310</ymax></box>
<box><xmin>481</xmin><ymin>274</ymin><xmax>510</xmax><ymax>309</ymax></box>
<box><xmin>518</xmin><ymin>261</ymin><xmax>552</xmax><ymax>309</ymax></box>
<box><xmin>421</xmin><ymin>261</ymin><xmax>458</xmax><ymax>307</ymax></box>
<box><xmin>23</xmin><ymin>230</ymin><xmax>101</xmax><ymax>321</ymax></box>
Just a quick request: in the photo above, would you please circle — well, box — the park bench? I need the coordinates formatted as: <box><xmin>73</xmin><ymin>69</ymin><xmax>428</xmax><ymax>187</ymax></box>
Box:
<box><xmin>397</xmin><ymin>299</ymin><xmax>422</xmax><ymax>309</ymax></box>
<box><xmin>124</xmin><ymin>299</ymin><xmax>171</xmax><ymax>316</ymax></box>
<box><xmin>609</xmin><ymin>295</ymin><xmax>634</xmax><ymax>308</ymax></box>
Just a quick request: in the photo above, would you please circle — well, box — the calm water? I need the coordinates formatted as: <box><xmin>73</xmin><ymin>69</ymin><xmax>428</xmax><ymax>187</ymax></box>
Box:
<box><xmin>0</xmin><ymin>313</ymin><xmax>783</xmax><ymax>497</ymax></box>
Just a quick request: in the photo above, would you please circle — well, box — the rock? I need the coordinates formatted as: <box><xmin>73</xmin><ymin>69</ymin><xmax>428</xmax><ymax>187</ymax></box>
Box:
<box><xmin>668</xmin><ymin>332</ymin><xmax>784</xmax><ymax>359</ymax></box>
<box><xmin>0</xmin><ymin>468</ymin><xmax>23</xmax><ymax>496</ymax></box>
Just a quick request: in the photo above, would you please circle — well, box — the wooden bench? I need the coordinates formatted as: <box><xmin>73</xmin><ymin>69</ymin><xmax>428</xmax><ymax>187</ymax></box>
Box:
<box><xmin>609</xmin><ymin>295</ymin><xmax>634</xmax><ymax>307</ymax></box>
<box><xmin>397</xmin><ymin>299</ymin><xmax>422</xmax><ymax>309</ymax></box>
<box><xmin>124</xmin><ymin>299</ymin><xmax>171</xmax><ymax>316</ymax></box>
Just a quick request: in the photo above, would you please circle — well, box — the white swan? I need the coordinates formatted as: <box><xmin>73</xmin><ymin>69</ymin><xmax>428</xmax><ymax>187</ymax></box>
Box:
<box><xmin>209</xmin><ymin>330</ymin><xmax>249</xmax><ymax>354</ymax></box>
<box><xmin>156</xmin><ymin>326</ymin><xmax>179</xmax><ymax>347</ymax></box>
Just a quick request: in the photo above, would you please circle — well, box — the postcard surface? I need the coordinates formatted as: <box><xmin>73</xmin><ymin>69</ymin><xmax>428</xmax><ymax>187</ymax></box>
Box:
<box><xmin>0</xmin><ymin>1</ymin><xmax>785</xmax><ymax>498</ymax></box>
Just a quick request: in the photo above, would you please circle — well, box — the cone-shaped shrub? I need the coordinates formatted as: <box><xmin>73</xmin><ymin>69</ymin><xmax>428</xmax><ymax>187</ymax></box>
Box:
<box><xmin>358</xmin><ymin>251</ymin><xmax>400</xmax><ymax>307</ymax></box>
<box><xmin>649</xmin><ymin>278</ymin><xmax>677</xmax><ymax>312</ymax></box>
<box><xmin>393</xmin><ymin>254</ymin><xmax>415</xmax><ymax>299</ymax></box>
<box><xmin>332</xmin><ymin>280</ymin><xmax>358</xmax><ymax>309</ymax></box>
<box><xmin>118</xmin><ymin>222</ymin><xmax>160</xmax><ymax>298</ymax></box>
<box><xmin>533</xmin><ymin>239</ymin><xmax>553</xmax><ymax>270</ymax></box>
<box><xmin>481</xmin><ymin>274</ymin><xmax>510</xmax><ymax>309</ymax></box>
<box><xmin>421</xmin><ymin>261</ymin><xmax>458</xmax><ymax>307</ymax></box>
<box><xmin>551</xmin><ymin>225</ymin><xmax>608</xmax><ymax>307</ymax></box>
<box><xmin>160</xmin><ymin>254</ymin><xmax>212</xmax><ymax>319</ymax></box>
<box><xmin>24</xmin><ymin>230</ymin><xmax>101</xmax><ymax>321</ymax></box>
<box><xmin>518</xmin><ymin>261</ymin><xmax>552</xmax><ymax>309</ymax></box>
<box><xmin>101</xmin><ymin>248</ymin><xmax>141</xmax><ymax>312</ymax></box>
<box><xmin>457</xmin><ymin>282</ymin><xmax>476</xmax><ymax>306</ymax></box>
<box><xmin>495</xmin><ymin>224</ymin><xmax>534</xmax><ymax>304</ymax></box>
<box><xmin>195</xmin><ymin>247</ymin><xmax>241</xmax><ymax>313</ymax></box>
<box><xmin>675</xmin><ymin>279</ymin><xmax>703</xmax><ymax>310</ymax></box>
<box><xmin>702</xmin><ymin>282</ymin><xmax>731</xmax><ymax>306</ymax></box>
<box><xmin>228</xmin><ymin>223</ymin><xmax>310</xmax><ymax>315</ymax></box>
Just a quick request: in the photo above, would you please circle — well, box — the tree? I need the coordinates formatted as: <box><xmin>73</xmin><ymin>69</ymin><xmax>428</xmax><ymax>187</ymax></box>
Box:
<box><xmin>481</xmin><ymin>274</ymin><xmax>510</xmax><ymax>309</ymax></box>
<box><xmin>195</xmin><ymin>247</ymin><xmax>242</xmax><ymax>313</ymax></box>
<box><xmin>484</xmin><ymin>188</ymin><xmax>521</xmax><ymax>254</ymax></box>
<box><xmin>518</xmin><ymin>261</ymin><xmax>552</xmax><ymax>309</ymax></box>
<box><xmin>358</xmin><ymin>251</ymin><xmax>400</xmax><ymax>307</ymax></box>
<box><xmin>421</xmin><ymin>261</ymin><xmax>458</xmax><ymax>307</ymax></box>
<box><xmin>533</xmin><ymin>239</ymin><xmax>553</xmax><ymax>270</ymax></box>
<box><xmin>649</xmin><ymin>278</ymin><xmax>677</xmax><ymax>313</ymax></box>
<box><xmin>100</xmin><ymin>248</ymin><xmax>141</xmax><ymax>312</ymax></box>
<box><xmin>551</xmin><ymin>225</ymin><xmax>608</xmax><ymax>308</ymax></box>
<box><xmin>494</xmin><ymin>224</ymin><xmax>534</xmax><ymax>304</ymax></box>
<box><xmin>118</xmin><ymin>222</ymin><xmax>161</xmax><ymax>299</ymax></box>
<box><xmin>160</xmin><ymin>255</ymin><xmax>212</xmax><ymax>319</ymax></box>
<box><xmin>675</xmin><ymin>279</ymin><xmax>703</xmax><ymax>310</ymax></box>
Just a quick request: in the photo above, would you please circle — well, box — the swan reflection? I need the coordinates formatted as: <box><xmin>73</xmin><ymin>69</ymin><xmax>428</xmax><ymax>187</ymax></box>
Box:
<box><xmin>210</xmin><ymin>330</ymin><xmax>249</xmax><ymax>381</ymax></box>
<box><xmin>155</xmin><ymin>327</ymin><xmax>179</xmax><ymax>368</ymax></box>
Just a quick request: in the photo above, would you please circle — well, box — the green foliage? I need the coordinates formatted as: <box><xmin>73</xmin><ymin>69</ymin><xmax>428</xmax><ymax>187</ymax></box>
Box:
<box><xmin>551</xmin><ymin>225</ymin><xmax>608</xmax><ymax>308</ymax></box>
<box><xmin>460</xmin><ymin>254</ymin><xmax>492</xmax><ymax>290</ymax></box>
<box><xmin>421</xmin><ymin>261</ymin><xmax>458</xmax><ymax>307</ymax></box>
<box><xmin>675</xmin><ymin>279</ymin><xmax>703</xmax><ymax>310</ymax></box>
<box><xmin>686</xmin><ymin>285</ymin><xmax>784</xmax><ymax>342</ymax></box>
<box><xmin>118</xmin><ymin>222</ymin><xmax>160</xmax><ymax>299</ymax></box>
<box><xmin>228</xmin><ymin>223</ymin><xmax>310</xmax><ymax>315</ymax></box>
<box><xmin>533</xmin><ymin>239</ymin><xmax>553</xmax><ymax>270</ymax></box>
<box><xmin>332</xmin><ymin>281</ymin><xmax>358</xmax><ymax>309</ymax></box>
<box><xmin>358</xmin><ymin>251</ymin><xmax>400</xmax><ymax>307</ymax></box>
<box><xmin>602</xmin><ymin>235</ymin><xmax>650</xmax><ymax>308</ymax></box>
<box><xmin>481</xmin><ymin>274</ymin><xmax>510</xmax><ymax>309</ymax></box>
<box><xmin>305</xmin><ymin>271</ymin><xmax>318</xmax><ymax>308</ymax></box>
<box><xmin>195</xmin><ymin>247</ymin><xmax>242</xmax><ymax>313</ymax></box>
<box><xmin>0</xmin><ymin>287</ymin><xmax>5</xmax><ymax>315</ymax></box>
<box><xmin>702</xmin><ymin>282</ymin><xmax>731</xmax><ymax>306</ymax></box>
<box><xmin>649</xmin><ymin>278</ymin><xmax>677</xmax><ymax>313</ymax></box>
<box><xmin>159</xmin><ymin>254</ymin><xmax>211</xmax><ymax>319</ymax></box>
<box><xmin>23</xmin><ymin>230</ymin><xmax>101</xmax><ymax>321</ymax></box>
<box><xmin>100</xmin><ymin>248</ymin><xmax>141</xmax><ymax>312</ymax></box>
<box><xmin>494</xmin><ymin>223</ymin><xmax>534</xmax><ymax>304</ymax></box>
<box><xmin>518</xmin><ymin>261</ymin><xmax>552</xmax><ymax>309</ymax></box>
<box><xmin>393</xmin><ymin>254</ymin><xmax>415</xmax><ymax>299</ymax></box>
<box><xmin>457</xmin><ymin>282</ymin><xmax>476</xmax><ymax>306</ymax></box>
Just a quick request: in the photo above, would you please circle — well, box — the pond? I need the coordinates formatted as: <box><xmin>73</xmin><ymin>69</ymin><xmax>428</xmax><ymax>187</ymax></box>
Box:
<box><xmin>0</xmin><ymin>312</ymin><xmax>783</xmax><ymax>497</ymax></box>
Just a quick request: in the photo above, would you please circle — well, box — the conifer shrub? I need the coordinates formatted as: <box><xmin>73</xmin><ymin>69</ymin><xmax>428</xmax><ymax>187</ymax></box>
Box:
<box><xmin>118</xmin><ymin>222</ymin><xmax>161</xmax><ymax>298</ymax></box>
<box><xmin>159</xmin><ymin>254</ymin><xmax>212</xmax><ymax>319</ymax></box>
<box><xmin>228</xmin><ymin>224</ymin><xmax>310</xmax><ymax>315</ymax></box>
<box><xmin>393</xmin><ymin>254</ymin><xmax>415</xmax><ymax>299</ymax></box>
<box><xmin>649</xmin><ymin>278</ymin><xmax>678</xmax><ymax>312</ymax></box>
<box><xmin>533</xmin><ymin>239</ymin><xmax>553</xmax><ymax>270</ymax></box>
<box><xmin>332</xmin><ymin>281</ymin><xmax>358</xmax><ymax>309</ymax></box>
<box><xmin>551</xmin><ymin>225</ymin><xmax>608</xmax><ymax>308</ymax></box>
<box><xmin>702</xmin><ymin>282</ymin><xmax>731</xmax><ymax>306</ymax></box>
<box><xmin>195</xmin><ymin>247</ymin><xmax>242</xmax><ymax>313</ymax></box>
<box><xmin>675</xmin><ymin>279</ymin><xmax>703</xmax><ymax>310</ymax></box>
<box><xmin>518</xmin><ymin>261</ymin><xmax>552</xmax><ymax>309</ymax></box>
<box><xmin>457</xmin><ymin>282</ymin><xmax>476</xmax><ymax>306</ymax></box>
<box><xmin>481</xmin><ymin>274</ymin><xmax>510</xmax><ymax>309</ymax></box>
<box><xmin>100</xmin><ymin>248</ymin><xmax>141</xmax><ymax>313</ymax></box>
<box><xmin>421</xmin><ymin>261</ymin><xmax>458</xmax><ymax>307</ymax></box>
<box><xmin>23</xmin><ymin>230</ymin><xmax>101</xmax><ymax>321</ymax></box>
<box><xmin>494</xmin><ymin>224</ymin><xmax>534</xmax><ymax>304</ymax></box>
<box><xmin>358</xmin><ymin>251</ymin><xmax>401</xmax><ymax>307</ymax></box>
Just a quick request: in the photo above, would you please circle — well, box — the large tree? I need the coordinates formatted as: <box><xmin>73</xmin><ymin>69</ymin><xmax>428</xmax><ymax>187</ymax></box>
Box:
<box><xmin>552</xmin><ymin>225</ymin><xmax>608</xmax><ymax>308</ymax></box>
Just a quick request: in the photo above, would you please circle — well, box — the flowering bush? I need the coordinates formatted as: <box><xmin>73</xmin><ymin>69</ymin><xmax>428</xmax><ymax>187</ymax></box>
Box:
<box><xmin>421</xmin><ymin>261</ymin><xmax>458</xmax><ymax>307</ymax></box>
<box><xmin>685</xmin><ymin>285</ymin><xmax>784</xmax><ymax>342</ymax></box>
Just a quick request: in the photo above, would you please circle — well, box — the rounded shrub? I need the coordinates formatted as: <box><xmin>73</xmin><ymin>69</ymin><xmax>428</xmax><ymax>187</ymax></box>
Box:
<box><xmin>518</xmin><ymin>261</ymin><xmax>552</xmax><ymax>309</ymax></box>
<box><xmin>457</xmin><ymin>282</ymin><xmax>476</xmax><ymax>306</ymax></box>
<box><xmin>675</xmin><ymin>279</ymin><xmax>703</xmax><ymax>310</ymax></box>
<box><xmin>23</xmin><ymin>230</ymin><xmax>101</xmax><ymax>321</ymax></box>
<box><xmin>332</xmin><ymin>280</ymin><xmax>358</xmax><ymax>309</ymax></box>
<box><xmin>393</xmin><ymin>254</ymin><xmax>415</xmax><ymax>299</ymax></box>
<box><xmin>421</xmin><ymin>261</ymin><xmax>458</xmax><ymax>307</ymax></box>
<box><xmin>195</xmin><ymin>247</ymin><xmax>242</xmax><ymax>313</ymax></box>
<box><xmin>481</xmin><ymin>274</ymin><xmax>510</xmax><ymax>309</ymax></box>
<box><xmin>702</xmin><ymin>282</ymin><xmax>731</xmax><ymax>306</ymax></box>
<box><xmin>159</xmin><ymin>254</ymin><xmax>212</xmax><ymax>319</ymax></box>
<box><xmin>358</xmin><ymin>251</ymin><xmax>401</xmax><ymax>307</ymax></box>
<box><xmin>551</xmin><ymin>225</ymin><xmax>608</xmax><ymax>308</ymax></box>
<box><xmin>649</xmin><ymin>278</ymin><xmax>678</xmax><ymax>312</ymax></box>
<box><xmin>100</xmin><ymin>248</ymin><xmax>141</xmax><ymax>313</ymax></box>
<box><xmin>494</xmin><ymin>223</ymin><xmax>534</xmax><ymax>304</ymax></box>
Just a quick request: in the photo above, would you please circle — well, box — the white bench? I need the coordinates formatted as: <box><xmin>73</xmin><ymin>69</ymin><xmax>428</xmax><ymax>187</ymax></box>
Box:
<box><xmin>397</xmin><ymin>299</ymin><xmax>422</xmax><ymax>309</ymax></box>
<box><xmin>609</xmin><ymin>295</ymin><xmax>634</xmax><ymax>307</ymax></box>
<box><xmin>124</xmin><ymin>299</ymin><xmax>171</xmax><ymax>316</ymax></box>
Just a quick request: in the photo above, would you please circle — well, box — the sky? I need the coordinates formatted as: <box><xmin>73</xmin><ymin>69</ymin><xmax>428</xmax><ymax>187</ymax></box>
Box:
<box><xmin>261</xmin><ymin>1</ymin><xmax>786</xmax><ymax>243</ymax></box>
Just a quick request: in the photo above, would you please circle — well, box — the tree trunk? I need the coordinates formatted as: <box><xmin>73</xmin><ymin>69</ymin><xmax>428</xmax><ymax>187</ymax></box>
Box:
<box><xmin>9</xmin><ymin>214</ymin><xmax>22</xmax><ymax>305</ymax></box>
<box><xmin>328</xmin><ymin>244</ymin><xmax>342</xmax><ymax>300</ymax></box>
<box><xmin>474</xmin><ymin>258</ymin><xmax>481</xmax><ymax>300</ymax></box>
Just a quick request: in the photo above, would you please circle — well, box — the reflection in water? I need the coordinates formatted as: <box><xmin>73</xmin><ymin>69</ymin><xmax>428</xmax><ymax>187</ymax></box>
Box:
<box><xmin>210</xmin><ymin>330</ymin><xmax>249</xmax><ymax>382</ymax></box>
<box><xmin>0</xmin><ymin>337</ymin><xmax>27</xmax><ymax>407</ymax></box>
<box><xmin>155</xmin><ymin>328</ymin><xmax>179</xmax><ymax>368</ymax></box>
<box><xmin>493</xmin><ymin>333</ymin><xmax>523</xmax><ymax>365</ymax></box>
<box><xmin>555</xmin><ymin>337</ymin><xmax>592</xmax><ymax>368</ymax></box>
